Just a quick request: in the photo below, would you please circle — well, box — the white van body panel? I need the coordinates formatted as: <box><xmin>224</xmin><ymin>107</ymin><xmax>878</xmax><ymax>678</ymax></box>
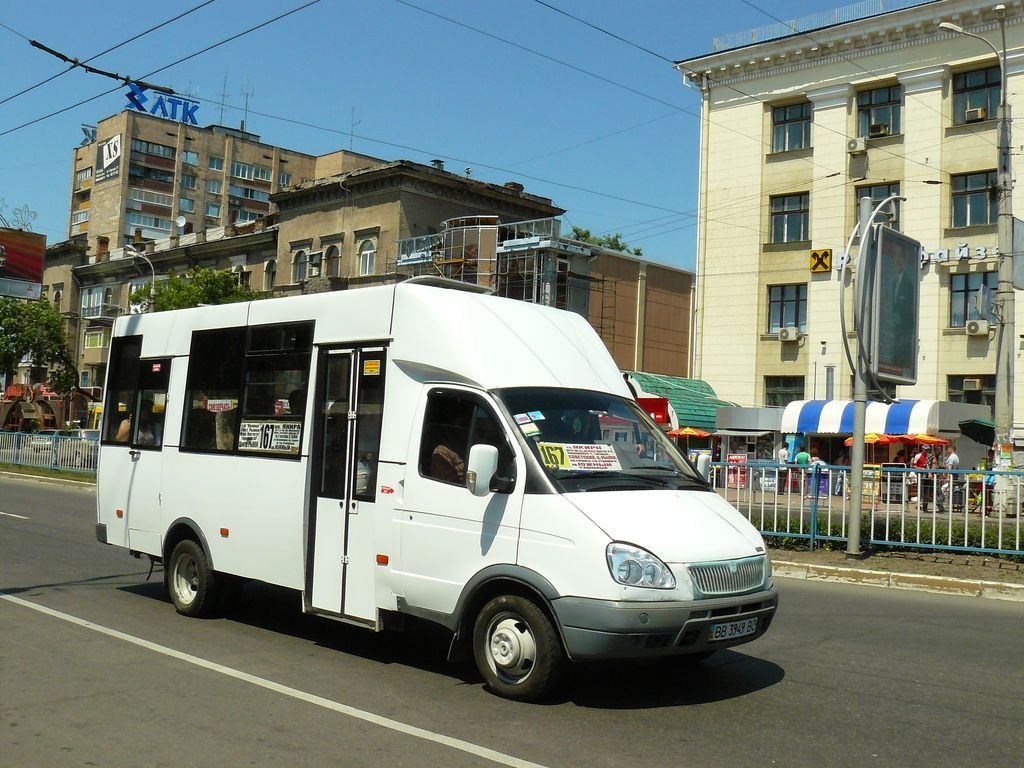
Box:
<box><xmin>96</xmin><ymin>279</ymin><xmax>777</xmax><ymax>691</ymax></box>
<box><xmin>564</xmin><ymin>490</ymin><xmax>766</xmax><ymax>564</ymax></box>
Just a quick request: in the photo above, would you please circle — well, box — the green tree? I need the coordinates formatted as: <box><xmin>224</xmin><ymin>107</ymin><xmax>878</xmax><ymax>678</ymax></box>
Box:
<box><xmin>0</xmin><ymin>296</ymin><xmax>77</xmax><ymax>394</ymax></box>
<box><xmin>130</xmin><ymin>265</ymin><xmax>261</xmax><ymax>312</ymax></box>
<box><xmin>568</xmin><ymin>226</ymin><xmax>643</xmax><ymax>257</ymax></box>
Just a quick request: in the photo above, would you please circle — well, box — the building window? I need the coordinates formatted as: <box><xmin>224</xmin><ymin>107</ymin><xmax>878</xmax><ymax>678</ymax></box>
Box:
<box><xmin>182</xmin><ymin>150</ymin><xmax>199</xmax><ymax>166</ymax></box>
<box><xmin>279</xmin><ymin>171</ymin><xmax>292</xmax><ymax>187</ymax></box>
<box><xmin>206</xmin><ymin>179</ymin><xmax>222</xmax><ymax>195</ymax></box>
<box><xmin>857</xmin><ymin>85</ymin><xmax>902</xmax><ymax>137</ymax></box>
<box><xmin>231</xmin><ymin>161</ymin><xmax>271</xmax><ymax>181</ymax></box>
<box><xmin>855</xmin><ymin>182</ymin><xmax>901</xmax><ymax>230</ymax></box>
<box><xmin>264</xmin><ymin>259</ymin><xmax>277</xmax><ymax>291</ymax></box>
<box><xmin>75</xmin><ymin>167</ymin><xmax>93</xmax><ymax>184</ymax></box>
<box><xmin>765</xmin><ymin>376</ymin><xmax>804</xmax><ymax>407</ymax></box>
<box><xmin>951</xmin><ymin>171</ymin><xmax>997</xmax><ymax>228</ymax></box>
<box><xmin>768</xmin><ymin>284</ymin><xmax>807</xmax><ymax>332</ymax></box>
<box><xmin>771</xmin><ymin>102</ymin><xmax>812</xmax><ymax>152</ymax></box>
<box><xmin>236</xmin><ymin>209</ymin><xmax>261</xmax><ymax>223</ymax></box>
<box><xmin>209</xmin><ymin>155</ymin><xmax>224</xmax><ymax>171</ymax></box>
<box><xmin>324</xmin><ymin>245</ymin><xmax>341</xmax><ymax>278</ymax></box>
<box><xmin>950</xmin><ymin>271</ymin><xmax>997</xmax><ymax>327</ymax></box>
<box><xmin>358</xmin><ymin>240</ymin><xmax>376</xmax><ymax>276</ymax></box>
<box><xmin>770</xmin><ymin>193</ymin><xmax>809</xmax><ymax>243</ymax></box>
<box><xmin>228</xmin><ymin>184</ymin><xmax>270</xmax><ymax>202</ymax></box>
<box><xmin>130</xmin><ymin>139</ymin><xmax>175</xmax><ymax>159</ymax></box>
<box><xmin>178</xmin><ymin>197</ymin><xmax>194</xmax><ymax>213</ymax></box>
<box><xmin>205</xmin><ymin>202</ymin><xmax>221</xmax><ymax>218</ymax></box>
<box><xmin>953</xmin><ymin>66</ymin><xmax>1000</xmax><ymax>125</ymax></box>
<box><xmin>180</xmin><ymin>174</ymin><xmax>197</xmax><ymax>190</ymax></box>
<box><xmin>126</xmin><ymin>212</ymin><xmax>172</xmax><ymax>232</ymax></box>
<box><xmin>71</xmin><ymin>210</ymin><xmax>90</xmax><ymax>225</ymax></box>
<box><xmin>128</xmin><ymin>164</ymin><xmax>174</xmax><ymax>184</ymax></box>
<box><xmin>84</xmin><ymin>329</ymin><xmax>109</xmax><ymax>349</ymax></box>
<box><xmin>292</xmin><ymin>250</ymin><xmax>308</xmax><ymax>283</ymax></box>
<box><xmin>128</xmin><ymin>187</ymin><xmax>172</xmax><ymax>207</ymax></box>
<box><xmin>948</xmin><ymin>374</ymin><xmax>995</xmax><ymax>410</ymax></box>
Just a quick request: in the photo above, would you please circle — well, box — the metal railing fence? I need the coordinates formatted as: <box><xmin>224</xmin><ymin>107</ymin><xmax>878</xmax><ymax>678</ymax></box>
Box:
<box><xmin>0</xmin><ymin>431</ymin><xmax>98</xmax><ymax>474</ymax></box>
<box><xmin>712</xmin><ymin>461</ymin><xmax>1024</xmax><ymax>557</ymax></box>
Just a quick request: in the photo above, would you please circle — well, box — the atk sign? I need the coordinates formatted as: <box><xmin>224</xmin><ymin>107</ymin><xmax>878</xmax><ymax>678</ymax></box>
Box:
<box><xmin>125</xmin><ymin>83</ymin><xmax>199</xmax><ymax>125</ymax></box>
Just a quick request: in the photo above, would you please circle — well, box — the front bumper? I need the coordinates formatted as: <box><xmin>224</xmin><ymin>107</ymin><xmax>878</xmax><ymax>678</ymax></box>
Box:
<box><xmin>551</xmin><ymin>587</ymin><xmax>778</xmax><ymax>660</ymax></box>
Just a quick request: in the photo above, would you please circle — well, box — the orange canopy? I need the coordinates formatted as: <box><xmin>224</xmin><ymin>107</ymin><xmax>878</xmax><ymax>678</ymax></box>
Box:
<box><xmin>667</xmin><ymin>426</ymin><xmax>711</xmax><ymax>438</ymax></box>
<box><xmin>844</xmin><ymin>432</ymin><xmax>898</xmax><ymax>446</ymax></box>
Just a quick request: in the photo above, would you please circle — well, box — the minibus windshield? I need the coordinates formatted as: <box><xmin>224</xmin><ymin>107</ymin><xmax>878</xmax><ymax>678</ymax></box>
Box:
<box><xmin>499</xmin><ymin>387</ymin><xmax>708</xmax><ymax>492</ymax></box>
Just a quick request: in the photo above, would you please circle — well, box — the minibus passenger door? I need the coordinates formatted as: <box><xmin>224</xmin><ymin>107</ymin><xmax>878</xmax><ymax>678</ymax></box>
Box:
<box><xmin>307</xmin><ymin>347</ymin><xmax>385</xmax><ymax>622</ymax></box>
<box><xmin>97</xmin><ymin>336</ymin><xmax>168</xmax><ymax>555</ymax></box>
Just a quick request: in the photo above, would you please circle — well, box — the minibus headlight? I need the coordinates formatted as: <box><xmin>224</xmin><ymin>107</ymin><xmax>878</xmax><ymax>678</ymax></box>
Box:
<box><xmin>606</xmin><ymin>543</ymin><xmax>676</xmax><ymax>589</ymax></box>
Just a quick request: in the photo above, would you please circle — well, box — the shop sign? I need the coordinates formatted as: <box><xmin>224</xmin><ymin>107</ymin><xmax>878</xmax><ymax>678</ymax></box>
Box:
<box><xmin>125</xmin><ymin>83</ymin><xmax>200</xmax><ymax>125</ymax></box>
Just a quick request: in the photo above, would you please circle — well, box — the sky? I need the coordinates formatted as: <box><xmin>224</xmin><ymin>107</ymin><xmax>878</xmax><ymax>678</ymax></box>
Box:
<box><xmin>0</xmin><ymin>0</ymin><xmax>854</xmax><ymax>272</ymax></box>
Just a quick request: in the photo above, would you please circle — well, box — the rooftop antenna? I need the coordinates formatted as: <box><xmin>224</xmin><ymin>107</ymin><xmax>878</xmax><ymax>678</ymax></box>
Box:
<box><xmin>218</xmin><ymin>72</ymin><xmax>230</xmax><ymax>124</ymax></box>
<box><xmin>240</xmin><ymin>83</ymin><xmax>254</xmax><ymax>132</ymax></box>
<box><xmin>350</xmin><ymin>107</ymin><xmax>360</xmax><ymax>151</ymax></box>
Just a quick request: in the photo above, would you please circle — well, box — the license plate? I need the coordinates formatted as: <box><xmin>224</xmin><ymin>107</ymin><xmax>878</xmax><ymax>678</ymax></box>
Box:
<box><xmin>708</xmin><ymin>617</ymin><xmax>758</xmax><ymax>642</ymax></box>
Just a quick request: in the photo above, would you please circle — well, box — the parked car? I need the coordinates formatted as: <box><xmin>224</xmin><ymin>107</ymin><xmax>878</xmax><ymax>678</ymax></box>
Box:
<box><xmin>61</xmin><ymin>429</ymin><xmax>100</xmax><ymax>467</ymax></box>
<box><xmin>29</xmin><ymin>429</ymin><xmax>60</xmax><ymax>452</ymax></box>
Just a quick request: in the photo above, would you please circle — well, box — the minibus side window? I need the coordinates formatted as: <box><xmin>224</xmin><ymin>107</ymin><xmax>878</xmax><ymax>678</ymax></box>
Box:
<box><xmin>419</xmin><ymin>391</ymin><xmax>513</xmax><ymax>487</ymax></box>
<box><xmin>181</xmin><ymin>328</ymin><xmax>245</xmax><ymax>452</ymax></box>
<box><xmin>180</xmin><ymin>322</ymin><xmax>312</xmax><ymax>457</ymax></box>
<box><xmin>102</xmin><ymin>336</ymin><xmax>141</xmax><ymax>444</ymax></box>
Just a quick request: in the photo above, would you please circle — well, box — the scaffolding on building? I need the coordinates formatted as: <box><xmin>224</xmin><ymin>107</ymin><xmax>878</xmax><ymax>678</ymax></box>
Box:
<box><xmin>388</xmin><ymin>217</ymin><xmax>612</xmax><ymax>339</ymax></box>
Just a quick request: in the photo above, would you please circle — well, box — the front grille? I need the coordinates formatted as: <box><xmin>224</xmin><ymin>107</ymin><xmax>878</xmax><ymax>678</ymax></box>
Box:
<box><xmin>688</xmin><ymin>556</ymin><xmax>766</xmax><ymax>597</ymax></box>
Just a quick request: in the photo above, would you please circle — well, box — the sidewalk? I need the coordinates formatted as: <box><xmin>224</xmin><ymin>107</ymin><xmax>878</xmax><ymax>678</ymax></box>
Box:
<box><xmin>771</xmin><ymin>546</ymin><xmax>1024</xmax><ymax>602</ymax></box>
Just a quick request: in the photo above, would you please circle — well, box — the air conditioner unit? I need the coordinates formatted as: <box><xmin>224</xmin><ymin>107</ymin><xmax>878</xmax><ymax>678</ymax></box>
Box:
<box><xmin>962</xmin><ymin>377</ymin><xmax>983</xmax><ymax>391</ymax></box>
<box><xmin>964</xmin><ymin>106</ymin><xmax>988</xmax><ymax>123</ymax></box>
<box><xmin>966</xmin><ymin>319</ymin><xmax>990</xmax><ymax>336</ymax></box>
<box><xmin>308</xmin><ymin>265</ymin><xmax>320</xmax><ymax>278</ymax></box>
<box><xmin>847</xmin><ymin>137</ymin><xmax>867</xmax><ymax>155</ymax></box>
<box><xmin>868</xmin><ymin>123</ymin><xmax>890</xmax><ymax>138</ymax></box>
<box><xmin>779</xmin><ymin>326</ymin><xmax>801</xmax><ymax>342</ymax></box>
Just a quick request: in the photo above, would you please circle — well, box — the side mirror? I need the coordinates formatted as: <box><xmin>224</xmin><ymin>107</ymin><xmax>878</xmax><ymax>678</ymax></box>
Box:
<box><xmin>696</xmin><ymin>453</ymin><xmax>712</xmax><ymax>482</ymax></box>
<box><xmin>466</xmin><ymin>444</ymin><xmax>500</xmax><ymax>496</ymax></box>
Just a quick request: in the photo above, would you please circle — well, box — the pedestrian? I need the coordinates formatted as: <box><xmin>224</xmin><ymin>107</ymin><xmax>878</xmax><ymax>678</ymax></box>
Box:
<box><xmin>777</xmin><ymin>442</ymin><xmax>789</xmax><ymax>465</ymax></box>
<box><xmin>939</xmin><ymin>443</ymin><xmax>960</xmax><ymax>511</ymax></box>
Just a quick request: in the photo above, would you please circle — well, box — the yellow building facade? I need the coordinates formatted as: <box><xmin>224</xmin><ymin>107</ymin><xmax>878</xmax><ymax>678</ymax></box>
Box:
<box><xmin>678</xmin><ymin>0</ymin><xmax>1023</xmax><ymax>437</ymax></box>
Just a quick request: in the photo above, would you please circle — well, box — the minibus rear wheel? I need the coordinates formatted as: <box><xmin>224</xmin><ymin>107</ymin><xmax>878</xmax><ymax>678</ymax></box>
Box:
<box><xmin>166</xmin><ymin>539</ymin><xmax>224</xmax><ymax>618</ymax></box>
<box><xmin>473</xmin><ymin>594</ymin><xmax>564</xmax><ymax>702</ymax></box>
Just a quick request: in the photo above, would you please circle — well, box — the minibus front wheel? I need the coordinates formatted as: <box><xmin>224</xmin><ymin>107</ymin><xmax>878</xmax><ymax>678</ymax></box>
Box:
<box><xmin>473</xmin><ymin>594</ymin><xmax>564</xmax><ymax>702</ymax></box>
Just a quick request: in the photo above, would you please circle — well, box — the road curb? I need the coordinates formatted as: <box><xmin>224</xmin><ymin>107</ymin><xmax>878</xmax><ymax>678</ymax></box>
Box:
<box><xmin>0</xmin><ymin>470</ymin><xmax>95</xmax><ymax>489</ymax></box>
<box><xmin>774</xmin><ymin>560</ymin><xmax>1024</xmax><ymax>602</ymax></box>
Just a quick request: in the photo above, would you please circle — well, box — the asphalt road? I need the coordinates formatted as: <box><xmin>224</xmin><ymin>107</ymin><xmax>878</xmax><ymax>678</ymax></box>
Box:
<box><xmin>2</xmin><ymin>475</ymin><xmax>1023</xmax><ymax>768</ymax></box>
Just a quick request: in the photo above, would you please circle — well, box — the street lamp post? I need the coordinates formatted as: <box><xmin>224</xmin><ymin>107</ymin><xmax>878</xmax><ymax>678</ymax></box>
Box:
<box><xmin>124</xmin><ymin>245</ymin><xmax>156</xmax><ymax>307</ymax></box>
<box><xmin>940</xmin><ymin>7</ymin><xmax>1014</xmax><ymax>477</ymax></box>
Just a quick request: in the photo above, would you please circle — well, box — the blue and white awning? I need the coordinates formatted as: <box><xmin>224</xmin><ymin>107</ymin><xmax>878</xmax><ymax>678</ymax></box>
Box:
<box><xmin>780</xmin><ymin>400</ymin><xmax>940</xmax><ymax>436</ymax></box>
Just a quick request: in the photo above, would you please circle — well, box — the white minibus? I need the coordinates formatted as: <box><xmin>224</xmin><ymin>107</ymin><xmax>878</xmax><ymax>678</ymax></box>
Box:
<box><xmin>96</xmin><ymin>277</ymin><xmax>777</xmax><ymax>701</ymax></box>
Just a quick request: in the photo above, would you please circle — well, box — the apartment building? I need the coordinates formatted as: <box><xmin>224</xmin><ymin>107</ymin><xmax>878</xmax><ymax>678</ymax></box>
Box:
<box><xmin>677</xmin><ymin>0</ymin><xmax>1022</xmax><ymax>435</ymax></box>
<box><xmin>69</xmin><ymin>109</ymin><xmax>382</xmax><ymax>255</ymax></box>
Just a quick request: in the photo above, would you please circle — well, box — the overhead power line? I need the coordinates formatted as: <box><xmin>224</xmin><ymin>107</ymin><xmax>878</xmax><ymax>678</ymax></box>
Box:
<box><xmin>0</xmin><ymin>0</ymin><xmax>217</xmax><ymax>107</ymax></box>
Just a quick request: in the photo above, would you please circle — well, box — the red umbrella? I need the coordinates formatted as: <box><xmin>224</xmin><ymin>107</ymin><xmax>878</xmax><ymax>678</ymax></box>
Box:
<box><xmin>898</xmin><ymin>433</ymin><xmax>949</xmax><ymax>445</ymax></box>
<box><xmin>667</xmin><ymin>426</ymin><xmax>711</xmax><ymax>438</ymax></box>
<box><xmin>844</xmin><ymin>433</ymin><xmax>897</xmax><ymax>446</ymax></box>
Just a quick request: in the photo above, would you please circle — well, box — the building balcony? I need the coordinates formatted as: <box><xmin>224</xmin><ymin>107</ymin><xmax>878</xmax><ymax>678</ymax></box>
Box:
<box><xmin>81</xmin><ymin>345</ymin><xmax>109</xmax><ymax>366</ymax></box>
<box><xmin>80</xmin><ymin>303</ymin><xmax>122</xmax><ymax>321</ymax></box>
